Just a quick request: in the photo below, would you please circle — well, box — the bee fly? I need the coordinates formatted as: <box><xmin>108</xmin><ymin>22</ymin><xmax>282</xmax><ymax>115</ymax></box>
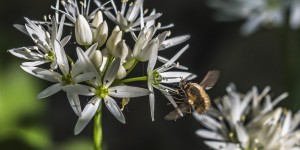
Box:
<box><xmin>164</xmin><ymin>70</ymin><xmax>220</xmax><ymax>120</ymax></box>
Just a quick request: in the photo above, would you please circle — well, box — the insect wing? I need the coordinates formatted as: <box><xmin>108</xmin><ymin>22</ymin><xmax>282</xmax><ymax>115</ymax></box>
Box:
<box><xmin>199</xmin><ymin>70</ymin><xmax>220</xmax><ymax>90</ymax></box>
<box><xmin>164</xmin><ymin>102</ymin><xmax>191</xmax><ymax>121</ymax></box>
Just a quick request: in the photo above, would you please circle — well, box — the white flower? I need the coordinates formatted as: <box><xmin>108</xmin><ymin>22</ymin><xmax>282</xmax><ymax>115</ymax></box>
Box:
<box><xmin>132</xmin><ymin>26</ymin><xmax>190</xmax><ymax>61</ymax></box>
<box><xmin>20</xmin><ymin>43</ymin><xmax>99</xmax><ymax>117</ymax></box>
<box><xmin>51</xmin><ymin>0</ymin><xmax>100</xmax><ymax>24</ymax></box>
<box><xmin>62</xmin><ymin>48</ymin><xmax>150</xmax><ymax>134</ymax></box>
<box><xmin>290</xmin><ymin>0</ymin><xmax>300</xmax><ymax>29</ymax></box>
<box><xmin>147</xmin><ymin>44</ymin><xmax>196</xmax><ymax>121</ymax></box>
<box><xmin>93</xmin><ymin>21</ymin><xmax>109</xmax><ymax>48</ymax></box>
<box><xmin>9</xmin><ymin>15</ymin><xmax>70</xmax><ymax>69</ymax></box>
<box><xmin>194</xmin><ymin>84</ymin><xmax>300</xmax><ymax>150</ymax></box>
<box><xmin>207</xmin><ymin>0</ymin><xmax>286</xmax><ymax>35</ymax></box>
<box><xmin>75</xmin><ymin>15</ymin><xmax>93</xmax><ymax>46</ymax></box>
<box><xmin>94</xmin><ymin>0</ymin><xmax>161</xmax><ymax>33</ymax></box>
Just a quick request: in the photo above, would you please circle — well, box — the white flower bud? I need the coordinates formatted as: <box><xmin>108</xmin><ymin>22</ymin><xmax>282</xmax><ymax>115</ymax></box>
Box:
<box><xmin>92</xmin><ymin>11</ymin><xmax>103</xmax><ymax>28</ymax></box>
<box><xmin>75</xmin><ymin>15</ymin><xmax>93</xmax><ymax>46</ymax></box>
<box><xmin>112</xmin><ymin>40</ymin><xmax>129</xmax><ymax>61</ymax></box>
<box><xmin>106</xmin><ymin>29</ymin><xmax>122</xmax><ymax>54</ymax></box>
<box><xmin>116</xmin><ymin>65</ymin><xmax>127</xmax><ymax>79</ymax></box>
<box><xmin>91</xmin><ymin>50</ymin><xmax>103</xmax><ymax>69</ymax></box>
<box><xmin>93</xmin><ymin>21</ymin><xmax>108</xmax><ymax>48</ymax></box>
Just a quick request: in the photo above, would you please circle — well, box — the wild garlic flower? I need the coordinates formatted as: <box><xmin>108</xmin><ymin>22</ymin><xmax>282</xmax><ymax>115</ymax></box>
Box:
<box><xmin>194</xmin><ymin>84</ymin><xmax>300</xmax><ymax>150</ymax></box>
<box><xmin>62</xmin><ymin>49</ymin><xmax>150</xmax><ymax>134</ymax></box>
<box><xmin>132</xmin><ymin>26</ymin><xmax>190</xmax><ymax>62</ymax></box>
<box><xmin>208</xmin><ymin>0</ymin><xmax>286</xmax><ymax>35</ymax></box>
<box><xmin>8</xmin><ymin>15</ymin><xmax>70</xmax><ymax>69</ymax></box>
<box><xmin>9</xmin><ymin>0</ymin><xmax>195</xmax><ymax>136</ymax></box>
<box><xmin>95</xmin><ymin>0</ymin><xmax>161</xmax><ymax>32</ymax></box>
<box><xmin>20</xmin><ymin>43</ymin><xmax>100</xmax><ymax>117</ymax></box>
<box><xmin>290</xmin><ymin>0</ymin><xmax>300</xmax><ymax>29</ymax></box>
<box><xmin>147</xmin><ymin>44</ymin><xmax>196</xmax><ymax>121</ymax></box>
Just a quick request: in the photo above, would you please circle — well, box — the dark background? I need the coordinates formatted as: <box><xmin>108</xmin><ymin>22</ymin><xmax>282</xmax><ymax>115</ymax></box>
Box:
<box><xmin>0</xmin><ymin>0</ymin><xmax>290</xmax><ymax>150</ymax></box>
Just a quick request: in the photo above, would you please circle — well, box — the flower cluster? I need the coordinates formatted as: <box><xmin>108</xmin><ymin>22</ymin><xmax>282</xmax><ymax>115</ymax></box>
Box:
<box><xmin>207</xmin><ymin>0</ymin><xmax>300</xmax><ymax>35</ymax></box>
<box><xmin>194</xmin><ymin>84</ymin><xmax>300</xmax><ymax>150</ymax></box>
<box><xmin>8</xmin><ymin>0</ymin><xmax>195</xmax><ymax>135</ymax></box>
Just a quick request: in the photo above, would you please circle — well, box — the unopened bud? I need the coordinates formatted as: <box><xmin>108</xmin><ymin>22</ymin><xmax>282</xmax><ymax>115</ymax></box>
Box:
<box><xmin>113</xmin><ymin>40</ymin><xmax>128</xmax><ymax>61</ymax></box>
<box><xmin>91</xmin><ymin>50</ymin><xmax>103</xmax><ymax>69</ymax></box>
<box><xmin>116</xmin><ymin>65</ymin><xmax>127</xmax><ymax>79</ymax></box>
<box><xmin>93</xmin><ymin>21</ymin><xmax>108</xmax><ymax>48</ymax></box>
<box><xmin>75</xmin><ymin>15</ymin><xmax>93</xmax><ymax>46</ymax></box>
<box><xmin>92</xmin><ymin>11</ymin><xmax>103</xmax><ymax>28</ymax></box>
<box><xmin>106</xmin><ymin>27</ymin><xmax>122</xmax><ymax>54</ymax></box>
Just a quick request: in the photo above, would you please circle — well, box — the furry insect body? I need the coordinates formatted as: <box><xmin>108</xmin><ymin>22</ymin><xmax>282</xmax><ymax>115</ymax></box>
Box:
<box><xmin>164</xmin><ymin>71</ymin><xmax>220</xmax><ymax>121</ymax></box>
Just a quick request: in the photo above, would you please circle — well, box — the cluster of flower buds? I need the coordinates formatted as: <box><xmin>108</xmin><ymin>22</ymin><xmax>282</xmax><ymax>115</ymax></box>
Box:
<box><xmin>8</xmin><ymin>0</ymin><xmax>195</xmax><ymax>134</ymax></box>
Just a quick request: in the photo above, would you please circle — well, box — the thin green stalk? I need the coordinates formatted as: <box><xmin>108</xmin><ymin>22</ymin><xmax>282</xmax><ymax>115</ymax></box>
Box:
<box><xmin>94</xmin><ymin>103</ymin><xmax>102</xmax><ymax>150</ymax></box>
<box><xmin>126</xmin><ymin>59</ymin><xmax>139</xmax><ymax>76</ymax></box>
<box><xmin>112</xmin><ymin>76</ymin><xmax>148</xmax><ymax>86</ymax></box>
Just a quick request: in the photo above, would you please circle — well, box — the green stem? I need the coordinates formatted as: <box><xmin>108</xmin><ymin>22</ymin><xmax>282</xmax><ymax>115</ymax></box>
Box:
<box><xmin>126</xmin><ymin>59</ymin><xmax>139</xmax><ymax>76</ymax></box>
<box><xmin>112</xmin><ymin>76</ymin><xmax>148</xmax><ymax>86</ymax></box>
<box><xmin>67</xmin><ymin>55</ymin><xmax>74</xmax><ymax>64</ymax></box>
<box><xmin>94</xmin><ymin>103</ymin><xmax>102</xmax><ymax>150</ymax></box>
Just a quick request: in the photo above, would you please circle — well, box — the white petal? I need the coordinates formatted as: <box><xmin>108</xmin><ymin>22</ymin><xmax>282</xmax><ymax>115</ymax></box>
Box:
<box><xmin>160</xmin><ymin>44</ymin><xmax>189</xmax><ymax>71</ymax></box>
<box><xmin>193</xmin><ymin>112</ymin><xmax>222</xmax><ymax>131</ymax></box>
<box><xmin>76</xmin><ymin>47</ymin><xmax>101</xmax><ymax>81</ymax></box>
<box><xmin>147</xmin><ymin>45</ymin><xmax>158</xmax><ymax>73</ymax></box>
<box><xmin>13</xmin><ymin>24</ymin><xmax>29</xmax><ymax>35</ymax></box>
<box><xmin>148</xmin><ymin>83</ymin><xmax>155</xmax><ymax>121</ymax></box>
<box><xmin>108</xmin><ymin>86</ymin><xmax>150</xmax><ymax>98</ymax></box>
<box><xmin>61</xmin><ymin>35</ymin><xmax>71</xmax><ymax>47</ymax></box>
<box><xmin>159</xmin><ymin>35</ymin><xmax>190</xmax><ymax>50</ymax></box>
<box><xmin>21</xmin><ymin>66</ymin><xmax>61</xmax><ymax>82</ymax></box>
<box><xmin>22</xmin><ymin>61</ymin><xmax>48</xmax><ymax>67</ymax></box>
<box><xmin>282</xmin><ymin>111</ymin><xmax>292</xmax><ymax>136</ymax></box>
<box><xmin>8</xmin><ymin>47</ymin><xmax>43</xmax><ymax>60</ymax></box>
<box><xmin>240</xmin><ymin>13</ymin><xmax>264</xmax><ymax>36</ymax></box>
<box><xmin>103</xmin><ymin>58</ymin><xmax>121</xmax><ymax>87</ymax></box>
<box><xmin>196</xmin><ymin>129</ymin><xmax>224</xmax><ymax>140</ymax></box>
<box><xmin>54</xmin><ymin>40</ymin><xmax>69</xmax><ymax>75</ymax></box>
<box><xmin>160</xmin><ymin>72</ymin><xmax>195</xmax><ymax>83</ymax></box>
<box><xmin>37</xmin><ymin>83</ymin><xmax>62</xmax><ymax>99</ymax></box>
<box><xmin>157</xmin><ymin>56</ymin><xmax>188</xmax><ymax>70</ymax></box>
<box><xmin>67</xmin><ymin>92</ymin><xmax>82</xmax><ymax>117</ymax></box>
<box><xmin>235</xmin><ymin>123</ymin><xmax>249</xmax><ymax>147</ymax></box>
<box><xmin>104</xmin><ymin>96</ymin><xmax>125</xmax><ymax>123</ymax></box>
<box><xmin>73</xmin><ymin>72</ymin><xmax>95</xmax><ymax>83</ymax></box>
<box><xmin>62</xmin><ymin>85</ymin><xmax>95</xmax><ymax>96</ymax></box>
<box><xmin>204</xmin><ymin>141</ymin><xmax>241</xmax><ymax>150</ymax></box>
<box><xmin>74</xmin><ymin>97</ymin><xmax>101</xmax><ymax>135</ymax></box>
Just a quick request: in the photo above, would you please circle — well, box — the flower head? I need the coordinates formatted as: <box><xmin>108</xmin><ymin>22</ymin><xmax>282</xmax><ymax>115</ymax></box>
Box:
<box><xmin>208</xmin><ymin>0</ymin><xmax>287</xmax><ymax>35</ymax></box>
<box><xmin>147</xmin><ymin>44</ymin><xmax>196</xmax><ymax>121</ymax></box>
<box><xmin>194</xmin><ymin>84</ymin><xmax>300</xmax><ymax>150</ymax></box>
<box><xmin>62</xmin><ymin>49</ymin><xmax>150</xmax><ymax>134</ymax></box>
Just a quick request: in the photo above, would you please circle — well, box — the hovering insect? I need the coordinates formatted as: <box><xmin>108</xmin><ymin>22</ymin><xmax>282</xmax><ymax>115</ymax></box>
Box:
<box><xmin>164</xmin><ymin>70</ymin><xmax>220</xmax><ymax>120</ymax></box>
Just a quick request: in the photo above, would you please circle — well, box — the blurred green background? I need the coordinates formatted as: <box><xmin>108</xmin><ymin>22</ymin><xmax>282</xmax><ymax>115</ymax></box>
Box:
<box><xmin>0</xmin><ymin>0</ymin><xmax>297</xmax><ymax>150</ymax></box>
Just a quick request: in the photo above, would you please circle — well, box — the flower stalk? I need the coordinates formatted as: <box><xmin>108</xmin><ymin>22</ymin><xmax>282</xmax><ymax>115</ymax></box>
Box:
<box><xmin>94</xmin><ymin>103</ymin><xmax>103</xmax><ymax>150</ymax></box>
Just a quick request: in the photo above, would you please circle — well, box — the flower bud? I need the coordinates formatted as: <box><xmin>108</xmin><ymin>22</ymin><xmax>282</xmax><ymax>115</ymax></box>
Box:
<box><xmin>93</xmin><ymin>21</ymin><xmax>108</xmax><ymax>48</ymax></box>
<box><xmin>91</xmin><ymin>50</ymin><xmax>103</xmax><ymax>69</ymax></box>
<box><xmin>106</xmin><ymin>27</ymin><xmax>122</xmax><ymax>54</ymax></box>
<box><xmin>113</xmin><ymin>40</ymin><xmax>128</xmax><ymax>61</ymax></box>
<box><xmin>75</xmin><ymin>15</ymin><xmax>93</xmax><ymax>46</ymax></box>
<box><xmin>116</xmin><ymin>65</ymin><xmax>127</xmax><ymax>79</ymax></box>
<box><xmin>92</xmin><ymin>11</ymin><xmax>103</xmax><ymax>28</ymax></box>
